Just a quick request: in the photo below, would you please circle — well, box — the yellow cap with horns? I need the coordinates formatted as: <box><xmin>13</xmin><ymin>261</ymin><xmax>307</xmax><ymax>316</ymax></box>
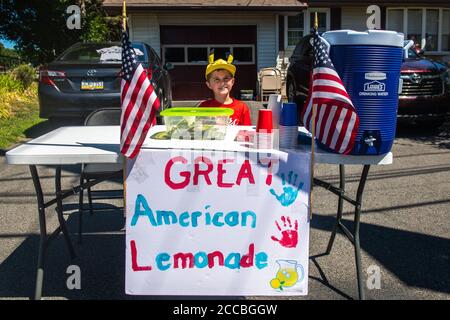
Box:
<box><xmin>205</xmin><ymin>51</ymin><xmax>236</xmax><ymax>80</ymax></box>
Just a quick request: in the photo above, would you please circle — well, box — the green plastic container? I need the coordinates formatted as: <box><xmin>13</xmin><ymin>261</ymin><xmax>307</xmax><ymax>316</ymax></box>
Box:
<box><xmin>160</xmin><ymin>107</ymin><xmax>234</xmax><ymax>140</ymax></box>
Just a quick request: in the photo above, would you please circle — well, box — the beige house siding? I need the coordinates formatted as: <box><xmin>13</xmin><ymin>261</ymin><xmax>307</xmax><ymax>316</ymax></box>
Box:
<box><xmin>341</xmin><ymin>7</ymin><xmax>368</xmax><ymax>31</ymax></box>
<box><xmin>129</xmin><ymin>14</ymin><xmax>161</xmax><ymax>54</ymax></box>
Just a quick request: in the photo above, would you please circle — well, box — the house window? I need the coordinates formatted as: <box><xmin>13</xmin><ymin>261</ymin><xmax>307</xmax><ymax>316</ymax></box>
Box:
<box><xmin>287</xmin><ymin>14</ymin><xmax>304</xmax><ymax>47</ymax></box>
<box><xmin>211</xmin><ymin>47</ymin><xmax>231</xmax><ymax>60</ymax></box>
<box><xmin>285</xmin><ymin>9</ymin><xmax>330</xmax><ymax>49</ymax></box>
<box><xmin>187</xmin><ymin>47</ymin><xmax>207</xmax><ymax>63</ymax></box>
<box><xmin>442</xmin><ymin>10</ymin><xmax>450</xmax><ymax>51</ymax></box>
<box><xmin>387</xmin><ymin>9</ymin><xmax>403</xmax><ymax>32</ymax></box>
<box><xmin>387</xmin><ymin>8</ymin><xmax>450</xmax><ymax>53</ymax></box>
<box><xmin>425</xmin><ymin>9</ymin><xmax>439</xmax><ymax>51</ymax></box>
<box><xmin>164</xmin><ymin>47</ymin><xmax>185</xmax><ymax>63</ymax></box>
<box><xmin>407</xmin><ymin>9</ymin><xmax>422</xmax><ymax>46</ymax></box>
<box><xmin>233</xmin><ymin>47</ymin><xmax>253</xmax><ymax>63</ymax></box>
<box><xmin>162</xmin><ymin>45</ymin><xmax>255</xmax><ymax>65</ymax></box>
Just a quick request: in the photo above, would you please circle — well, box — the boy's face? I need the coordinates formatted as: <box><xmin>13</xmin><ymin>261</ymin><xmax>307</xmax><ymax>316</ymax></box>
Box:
<box><xmin>206</xmin><ymin>70</ymin><xmax>235</xmax><ymax>97</ymax></box>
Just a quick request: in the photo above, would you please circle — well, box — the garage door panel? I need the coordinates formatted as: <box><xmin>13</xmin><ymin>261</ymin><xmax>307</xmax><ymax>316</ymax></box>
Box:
<box><xmin>161</xmin><ymin>25</ymin><xmax>257</xmax><ymax>100</ymax></box>
<box><xmin>168</xmin><ymin>65</ymin><xmax>257</xmax><ymax>100</ymax></box>
<box><xmin>161</xmin><ymin>26</ymin><xmax>256</xmax><ymax>45</ymax></box>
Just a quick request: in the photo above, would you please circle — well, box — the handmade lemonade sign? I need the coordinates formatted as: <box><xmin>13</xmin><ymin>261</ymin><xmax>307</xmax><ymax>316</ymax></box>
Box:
<box><xmin>125</xmin><ymin>149</ymin><xmax>311</xmax><ymax>295</ymax></box>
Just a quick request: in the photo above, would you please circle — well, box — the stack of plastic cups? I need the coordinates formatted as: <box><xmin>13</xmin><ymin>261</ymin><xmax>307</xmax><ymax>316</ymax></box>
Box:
<box><xmin>268</xmin><ymin>94</ymin><xmax>282</xmax><ymax>128</ymax></box>
<box><xmin>279</xmin><ymin>102</ymin><xmax>298</xmax><ymax>149</ymax></box>
<box><xmin>256</xmin><ymin>109</ymin><xmax>273</xmax><ymax>149</ymax></box>
<box><xmin>267</xmin><ymin>94</ymin><xmax>282</xmax><ymax>149</ymax></box>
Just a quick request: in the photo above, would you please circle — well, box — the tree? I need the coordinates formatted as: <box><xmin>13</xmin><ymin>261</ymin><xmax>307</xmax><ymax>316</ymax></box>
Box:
<box><xmin>0</xmin><ymin>0</ymin><xmax>120</xmax><ymax>65</ymax></box>
<box><xmin>0</xmin><ymin>42</ymin><xmax>20</xmax><ymax>59</ymax></box>
<box><xmin>81</xmin><ymin>1</ymin><xmax>121</xmax><ymax>43</ymax></box>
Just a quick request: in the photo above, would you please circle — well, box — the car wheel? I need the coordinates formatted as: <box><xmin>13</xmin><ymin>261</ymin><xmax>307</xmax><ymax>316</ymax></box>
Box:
<box><xmin>287</xmin><ymin>77</ymin><xmax>305</xmax><ymax>105</ymax></box>
<box><xmin>287</xmin><ymin>77</ymin><xmax>296</xmax><ymax>103</ymax></box>
<box><xmin>287</xmin><ymin>77</ymin><xmax>307</xmax><ymax>125</ymax></box>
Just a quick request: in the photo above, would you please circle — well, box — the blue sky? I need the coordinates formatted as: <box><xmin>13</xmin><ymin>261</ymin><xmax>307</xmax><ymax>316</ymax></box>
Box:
<box><xmin>0</xmin><ymin>39</ymin><xmax>16</xmax><ymax>49</ymax></box>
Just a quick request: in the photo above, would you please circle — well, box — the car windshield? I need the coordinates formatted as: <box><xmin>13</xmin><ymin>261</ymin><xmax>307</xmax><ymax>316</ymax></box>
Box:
<box><xmin>407</xmin><ymin>48</ymin><xmax>420</xmax><ymax>59</ymax></box>
<box><xmin>57</xmin><ymin>43</ymin><xmax>145</xmax><ymax>63</ymax></box>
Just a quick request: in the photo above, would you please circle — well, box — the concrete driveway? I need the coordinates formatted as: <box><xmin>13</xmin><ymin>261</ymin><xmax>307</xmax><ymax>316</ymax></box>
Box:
<box><xmin>0</xmin><ymin>116</ymin><xmax>449</xmax><ymax>300</ymax></box>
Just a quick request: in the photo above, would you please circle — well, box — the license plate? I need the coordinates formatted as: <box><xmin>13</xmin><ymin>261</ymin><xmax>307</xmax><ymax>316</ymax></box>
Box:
<box><xmin>81</xmin><ymin>80</ymin><xmax>104</xmax><ymax>90</ymax></box>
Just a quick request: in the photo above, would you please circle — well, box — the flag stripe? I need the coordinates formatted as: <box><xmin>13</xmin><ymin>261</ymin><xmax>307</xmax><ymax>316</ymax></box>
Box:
<box><xmin>312</xmin><ymin>85</ymin><xmax>351</xmax><ymax>101</ymax></box>
<box><xmin>339</xmin><ymin>112</ymin><xmax>357</xmax><ymax>154</ymax></box>
<box><xmin>124</xmin><ymin>85</ymin><xmax>156</xmax><ymax>150</ymax></box>
<box><xmin>313</xmin><ymin>79</ymin><xmax>347</xmax><ymax>92</ymax></box>
<box><xmin>305</xmin><ymin>101</ymin><xmax>314</xmax><ymax>132</ymax></box>
<box><xmin>120</xmin><ymin>28</ymin><xmax>160</xmax><ymax>159</ymax></box>
<box><xmin>121</xmin><ymin>83</ymin><xmax>155</xmax><ymax>156</ymax></box>
<box><xmin>121</xmin><ymin>78</ymin><xmax>151</xmax><ymax>143</ymax></box>
<box><xmin>124</xmin><ymin>90</ymin><xmax>159</xmax><ymax>157</ymax></box>
<box><xmin>325</xmin><ymin>106</ymin><xmax>341</xmax><ymax>147</ymax></box>
<box><xmin>318</xmin><ymin>104</ymin><xmax>330</xmax><ymax>143</ymax></box>
<box><xmin>128</xmin><ymin>95</ymin><xmax>160</xmax><ymax>158</ymax></box>
<box><xmin>311</xmin><ymin>91</ymin><xmax>353</xmax><ymax>106</ymax></box>
<box><xmin>313</xmin><ymin>73</ymin><xmax>343</xmax><ymax>84</ymax></box>
<box><xmin>316</xmin><ymin>104</ymin><xmax>326</xmax><ymax>142</ymax></box>
<box><xmin>302</xmin><ymin>33</ymin><xmax>359</xmax><ymax>154</ymax></box>
<box><xmin>321</xmin><ymin>105</ymin><xmax>338</xmax><ymax>145</ymax></box>
<box><xmin>120</xmin><ymin>66</ymin><xmax>145</xmax><ymax>124</ymax></box>
<box><xmin>313</xmin><ymin>67</ymin><xmax>340</xmax><ymax>79</ymax></box>
<box><xmin>121</xmin><ymin>68</ymin><xmax>148</xmax><ymax>135</ymax></box>
<box><xmin>330</xmin><ymin>108</ymin><xmax>347</xmax><ymax>149</ymax></box>
<box><xmin>334</xmin><ymin>108</ymin><xmax>353</xmax><ymax>152</ymax></box>
<box><xmin>344</xmin><ymin>115</ymin><xmax>359</xmax><ymax>154</ymax></box>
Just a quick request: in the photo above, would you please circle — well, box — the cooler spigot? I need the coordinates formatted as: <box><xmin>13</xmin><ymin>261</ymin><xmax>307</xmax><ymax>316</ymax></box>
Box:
<box><xmin>364</xmin><ymin>136</ymin><xmax>377</xmax><ymax>147</ymax></box>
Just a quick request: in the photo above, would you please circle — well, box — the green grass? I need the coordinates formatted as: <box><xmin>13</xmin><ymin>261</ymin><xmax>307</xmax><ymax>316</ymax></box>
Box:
<box><xmin>0</xmin><ymin>97</ymin><xmax>44</xmax><ymax>150</ymax></box>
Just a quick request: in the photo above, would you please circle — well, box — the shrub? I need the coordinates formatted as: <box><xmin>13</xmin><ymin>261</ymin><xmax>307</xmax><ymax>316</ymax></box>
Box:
<box><xmin>11</xmin><ymin>64</ymin><xmax>36</xmax><ymax>89</ymax></box>
<box><xmin>0</xmin><ymin>73</ymin><xmax>37</xmax><ymax>120</ymax></box>
<box><xmin>0</xmin><ymin>73</ymin><xmax>23</xmax><ymax>92</ymax></box>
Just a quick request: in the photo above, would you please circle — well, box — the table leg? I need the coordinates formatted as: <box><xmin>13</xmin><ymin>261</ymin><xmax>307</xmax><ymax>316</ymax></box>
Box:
<box><xmin>315</xmin><ymin>164</ymin><xmax>371</xmax><ymax>300</ymax></box>
<box><xmin>354</xmin><ymin>165</ymin><xmax>370</xmax><ymax>300</ymax></box>
<box><xmin>326</xmin><ymin>165</ymin><xmax>345</xmax><ymax>254</ymax></box>
<box><xmin>30</xmin><ymin>165</ymin><xmax>76</xmax><ymax>299</ymax></box>
<box><xmin>28</xmin><ymin>166</ymin><xmax>121</xmax><ymax>299</ymax></box>
<box><xmin>87</xmin><ymin>179</ymin><xmax>94</xmax><ymax>215</ymax></box>
<box><xmin>29</xmin><ymin>165</ymin><xmax>48</xmax><ymax>300</ymax></box>
<box><xmin>78</xmin><ymin>176</ymin><xmax>84</xmax><ymax>244</ymax></box>
<box><xmin>55</xmin><ymin>166</ymin><xmax>76</xmax><ymax>259</ymax></box>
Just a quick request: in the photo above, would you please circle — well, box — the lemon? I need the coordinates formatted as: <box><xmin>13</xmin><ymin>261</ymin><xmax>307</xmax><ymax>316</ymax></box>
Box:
<box><xmin>270</xmin><ymin>278</ymin><xmax>281</xmax><ymax>289</ymax></box>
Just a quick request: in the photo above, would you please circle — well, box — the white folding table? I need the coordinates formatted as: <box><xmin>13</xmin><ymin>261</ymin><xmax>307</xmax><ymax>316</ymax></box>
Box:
<box><xmin>6</xmin><ymin>125</ymin><xmax>392</xmax><ymax>300</ymax></box>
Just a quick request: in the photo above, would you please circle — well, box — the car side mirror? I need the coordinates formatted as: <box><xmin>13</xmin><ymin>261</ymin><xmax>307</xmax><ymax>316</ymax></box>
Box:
<box><xmin>164</xmin><ymin>62</ymin><xmax>174</xmax><ymax>71</ymax></box>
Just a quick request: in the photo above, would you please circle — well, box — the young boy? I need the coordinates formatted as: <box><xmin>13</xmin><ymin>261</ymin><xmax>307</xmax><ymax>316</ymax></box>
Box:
<box><xmin>199</xmin><ymin>52</ymin><xmax>251</xmax><ymax>126</ymax></box>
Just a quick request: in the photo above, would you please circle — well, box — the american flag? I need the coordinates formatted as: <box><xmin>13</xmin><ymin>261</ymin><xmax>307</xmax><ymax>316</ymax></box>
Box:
<box><xmin>120</xmin><ymin>27</ymin><xmax>160</xmax><ymax>159</ymax></box>
<box><xmin>301</xmin><ymin>32</ymin><xmax>359</xmax><ymax>154</ymax></box>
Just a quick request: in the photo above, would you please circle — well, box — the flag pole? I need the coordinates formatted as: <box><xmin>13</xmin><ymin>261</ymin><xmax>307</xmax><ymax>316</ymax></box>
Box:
<box><xmin>122</xmin><ymin>0</ymin><xmax>127</xmax><ymax>30</ymax></box>
<box><xmin>309</xmin><ymin>12</ymin><xmax>318</xmax><ymax>220</ymax></box>
<box><xmin>122</xmin><ymin>0</ymin><xmax>127</xmax><ymax>218</ymax></box>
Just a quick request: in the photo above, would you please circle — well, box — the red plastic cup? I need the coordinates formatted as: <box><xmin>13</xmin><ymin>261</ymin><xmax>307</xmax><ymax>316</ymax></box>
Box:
<box><xmin>256</xmin><ymin>109</ymin><xmax>273</xmax><ymax>133</ymax></box>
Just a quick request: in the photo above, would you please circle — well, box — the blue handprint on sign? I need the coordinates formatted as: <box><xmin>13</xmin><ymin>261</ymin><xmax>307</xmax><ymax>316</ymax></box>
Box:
<box><xmin>270</xmin><ymin>171</ymin><xmax>304</xmax><ymax>207</ymax></box>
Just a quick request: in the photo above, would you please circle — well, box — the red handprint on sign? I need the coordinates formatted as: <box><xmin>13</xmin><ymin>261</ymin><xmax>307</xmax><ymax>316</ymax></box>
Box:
<box><xmin>271</xmin><ymin>216</ymin><xmax>298</xmax><ymax>248</ymax></box>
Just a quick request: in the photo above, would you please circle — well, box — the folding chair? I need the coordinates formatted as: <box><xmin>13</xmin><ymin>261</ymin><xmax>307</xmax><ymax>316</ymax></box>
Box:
<box><xmin>78</xmin><ymin>108</ymin><xmax>123</xmax><ymax>243</ymax></box>
<box><xmin>258</xmin><ymin>67</ymin><xmax>282</xmax><ymax>101</ymax></box>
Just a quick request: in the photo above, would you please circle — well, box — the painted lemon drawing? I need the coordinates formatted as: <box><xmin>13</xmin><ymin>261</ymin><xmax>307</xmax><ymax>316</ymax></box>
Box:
<box><xmin>270</xmin><ymin>260</ymin><xmax>304</xmax><ymax>290</ymax></box>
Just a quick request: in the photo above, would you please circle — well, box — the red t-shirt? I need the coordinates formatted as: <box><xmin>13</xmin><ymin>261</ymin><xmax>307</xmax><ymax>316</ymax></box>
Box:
<box><xmin>199</xmin><ymin>99</ymin><xmax>251</xmax><ymax>126</ymax></box>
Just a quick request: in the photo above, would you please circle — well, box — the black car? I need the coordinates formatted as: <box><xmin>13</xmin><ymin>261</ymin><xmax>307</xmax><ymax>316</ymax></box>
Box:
<box><xmin>39</xmin><ymin>42</ymin><xmax>172</xmax><ymax>120</ymax></box>
<box><xmin>287</xmin><ymin>35</ymin><xmax>450</xmax><ymax>125</ymax></box>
